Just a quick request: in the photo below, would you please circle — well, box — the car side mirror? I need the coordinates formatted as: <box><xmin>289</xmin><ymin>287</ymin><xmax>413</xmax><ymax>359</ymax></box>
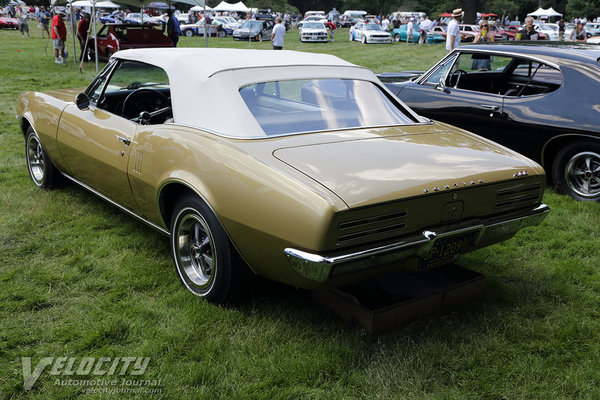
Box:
<box><xmin>75</xmin><ymin>93</ymin><xmax>90</xmax><ymax>110</ymax></box>
<box><xmin>435</xmin><ymin>78</ymin><xmax>450</xmax><ymax>94</ymax></box>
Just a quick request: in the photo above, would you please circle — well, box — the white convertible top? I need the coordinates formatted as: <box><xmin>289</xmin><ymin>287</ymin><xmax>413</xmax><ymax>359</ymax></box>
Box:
<box><xmin>114</xmin><ymin>48</ymin><xmax>380</xmax><ymax>138</ymax></box>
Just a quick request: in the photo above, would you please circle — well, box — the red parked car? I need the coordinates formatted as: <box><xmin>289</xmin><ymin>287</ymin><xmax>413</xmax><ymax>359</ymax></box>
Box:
<box><xmin>0</xmin><ymin>16</ymin><xmax>19</xmax><ymax>29</ymax></box>
<box><xmin>86</xmin><ymin>24</ymin><xmax>172</xmax><ymax>60</ymax></box>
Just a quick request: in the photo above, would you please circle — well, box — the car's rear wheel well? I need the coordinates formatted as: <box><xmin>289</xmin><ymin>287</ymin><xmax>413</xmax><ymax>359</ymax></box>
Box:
<box><xmin>542</xmin><ymin>134</ymin><xmax>600</xmax><ymax>184</ymax></box>
<box><xmin>158</xmin><ymin>182</ymin><xmax>198</xmax><ymax>229</ymax></box>
<box><xmin>158</xmin><ymin>181</ymin><xmax>255</xmax><ymax>278</ymax></box>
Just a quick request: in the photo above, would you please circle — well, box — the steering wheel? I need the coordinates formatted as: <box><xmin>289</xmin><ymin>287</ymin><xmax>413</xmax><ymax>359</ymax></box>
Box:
<box><xmin>449</xmin><ymin>69</ymin><xmax>466</xmax><ymax>88</ymax></box>
<box><xmin>122</xmin><ymin>88</ymin><xmax>169</xmax><ymax>119</ymax></box>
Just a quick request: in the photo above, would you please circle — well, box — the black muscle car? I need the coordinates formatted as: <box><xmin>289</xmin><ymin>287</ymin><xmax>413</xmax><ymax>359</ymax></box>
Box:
<box><xmin>381</xmin><ymin>43</ymin><xmax>600</xmax><ymax>202</ymax></box>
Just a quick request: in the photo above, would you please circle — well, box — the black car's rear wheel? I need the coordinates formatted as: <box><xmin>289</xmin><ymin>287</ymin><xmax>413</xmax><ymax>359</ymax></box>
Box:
<box><xmin>170</xmin><ymin>194</ymin><xmax>233</xmax><ymax>302</ymax></box>
<box><xmin>25</xmin><ymin>126</ymin><xmax>59</xmax><ymax>189</ymax></box>
<box><xmin>553</xmin><ymin>141</ymin><xmax>600</xmax><ymax>202</ymax></box>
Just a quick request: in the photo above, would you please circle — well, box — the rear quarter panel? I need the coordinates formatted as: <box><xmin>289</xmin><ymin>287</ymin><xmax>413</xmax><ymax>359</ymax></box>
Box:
<box><xmin>129</xmin><ymin>125</ymin><xmax>348</xmax><ymax>287</ymax></box>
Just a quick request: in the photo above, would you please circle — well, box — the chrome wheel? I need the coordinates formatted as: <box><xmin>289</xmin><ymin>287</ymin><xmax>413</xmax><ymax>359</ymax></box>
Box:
<box><xmin>25</xmin><ymin>127</ymin><xmax>58</xmax><ymax>188</ymax></box>
<box><xmin>26</xmin><ymin>133</ymin><xmax>45</xmax><ymax>185</ymax></box>
<box><xmin>564</xmin><ymin>151</ymin><xmax>600</xmax><ymax>199</ymax></box>
<box><xmin>170</xmin><ymin>195</ymin><xmax>233</xmax><ymax>302</ymax></box>
<box><xmin>176</xmin><ymin>210</ymin><xmax>216</xmax><ymax>289</ymax></box>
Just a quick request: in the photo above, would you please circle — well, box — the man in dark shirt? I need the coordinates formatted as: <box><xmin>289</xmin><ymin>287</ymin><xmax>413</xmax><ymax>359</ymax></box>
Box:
<box><xmin>516</xmin><ymin>16</ymin><xmax>539</xmax><ymax>40</ymax></box>
<box><xmin>166</xmin><ymin>9</ymin><xmax>181</xmax><ymax>47</ymax></box>
<box><xmin>558</xmin><ymin>19</ymin><xmax>565</xmax><ymax>41</ymax></box>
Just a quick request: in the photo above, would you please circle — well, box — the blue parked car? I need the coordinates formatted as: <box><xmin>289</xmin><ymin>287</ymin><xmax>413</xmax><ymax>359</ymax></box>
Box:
<box><xmin>392</xmin><ymin>25</ymin><xmax>445</xmax><ymax>44</ymax></box>
<box><xmin>100</xmin><ymin>11</ymin><xmax>122</xmax><ymax>24</ymax></box>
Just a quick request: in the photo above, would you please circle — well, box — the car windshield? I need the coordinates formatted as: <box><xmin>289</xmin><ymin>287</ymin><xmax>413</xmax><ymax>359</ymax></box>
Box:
<box><xmin>365</xmin><ymin>23</ymin><xmax>381</xmax><ymax>30</ymax></box>
<box><xmin>241</xmin><ymin>20</ymin><xmax>262</xmax><ymax>29</ymax></box>
<box><xmin>304</xmin><ymin>22</ymin><xmax>324</xmax><ymax>29</ymax></box>
<box><xmin>239</xmin><ymin>79</ymin><xmax>415</xmax><ymax>136</ymax></box>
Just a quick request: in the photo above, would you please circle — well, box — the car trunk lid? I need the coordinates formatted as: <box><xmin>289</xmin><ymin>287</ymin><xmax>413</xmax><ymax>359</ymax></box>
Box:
<box><xmin>273</xmin><ymin>127</ymin><xmax>540</xmax><ymax>209</ymax></box>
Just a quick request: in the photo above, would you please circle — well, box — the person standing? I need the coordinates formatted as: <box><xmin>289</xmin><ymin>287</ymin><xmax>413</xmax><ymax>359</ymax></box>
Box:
<box><xmin>471</xmin><ymin>20</ymin><xmax>494</xmax><ymax>70</ymax></box>
<box><xmin>516</xmin><ymin>16</ymin><xmax>539</xmax><ymax>40</ymax></box>
<box><xmin>446</xmin><ymin>8</ymin><xmax>462</xmax><ymax>52</ymax></box>
<box><xmin>77</xmin><ymin>13</ymin><xmax>90</xmax><ymax>62</ymax></box>
<box><xmin>568</xmin><ymin>21</ymin><xmax>587</xmax><ymax>42</ymax></box>
<box><xmin>325</xmin><ymin>20</ymin><xmax>336</xmax><ymax>42</ymax></box>
<box><xmin>39</xmin><ymin>6</ymin><xmax>51</xmax><ymax>39</ymax></box>
<box><xmin>381</xmin><ymin>16</ymin><xmax>389</xmax><ymax>32</ymax></box>
<box><xmin>406</xmin><ymin>18</ymin><xmax>415</xmax><ymax>45</ymax></box>
<box><xmin>419</xmin><ymin>15</ymin><xmax>432</xmax><ymax>45</ymax></box>
<box><xmin>51</xmin><ymin>10</ymin><xmax>67</xmax><ymax>64</ymax></box>
<box><xmin>271</xmin><ymin>17</ymin><xmax>285</xmax><ymax>50</ymax></box>
<box><xmin>558</xmin><ymin>19</ymin><xmax>565</xmax><ymax>41</ymax></box>
<box><xmin>17</xmin><ymin>7</ymin><xmax>29</xmax><ymax>38</ymax></box>
<box><xmin>166</xmin><ymin>9</ymin><xmax>181</xmax><ymax>47</ymax></box>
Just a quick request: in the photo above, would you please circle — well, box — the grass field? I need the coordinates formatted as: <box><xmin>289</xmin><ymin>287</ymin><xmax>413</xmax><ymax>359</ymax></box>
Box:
<box><xmin>1</xmin><ymin>24</ymin><xmax>600</xmax><ymax>399</ymax></box>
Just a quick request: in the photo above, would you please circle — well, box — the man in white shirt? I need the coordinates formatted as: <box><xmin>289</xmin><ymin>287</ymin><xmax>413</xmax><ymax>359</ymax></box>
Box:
<box><xmin>381</xmin><ymin>17</ymin><xmax>389</xmax><ymax>31</ymax></box>
<box><xmin>406</xmin><ymin>18</ymin><xmax>415</xmax><ymax>44</ymax></box>
<box><xmin>446</xmin><ymin>8</ymin><xmax>462</xmax><ymax>52</ymax></box>
<box><xmin>419</xmin><ymin>15</ymin><xmax>433</xmax><ymax>45</ymax></box>
<box><xmin>271</xmin><ymin>17</ymin><xmax>285</xmax><ymax>50</ymax></box>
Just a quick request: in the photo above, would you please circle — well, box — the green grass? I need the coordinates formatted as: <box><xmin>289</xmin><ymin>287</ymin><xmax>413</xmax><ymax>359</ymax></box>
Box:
<box><xmin>1</xmin><ymin>25</ymin><xmax>600</xmax><ymax>399</ymax></box>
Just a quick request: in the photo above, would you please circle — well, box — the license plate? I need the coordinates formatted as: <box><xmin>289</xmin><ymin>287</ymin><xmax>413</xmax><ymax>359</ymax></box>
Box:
<box><xmin>419</xmin><ymin>235</ymin><xmax>465</xmax><ymax>270</ymax></box>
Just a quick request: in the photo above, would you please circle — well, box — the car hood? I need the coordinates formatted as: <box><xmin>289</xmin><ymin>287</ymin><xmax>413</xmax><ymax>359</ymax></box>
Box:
<box><xmin>302</xmin><ymin>28</ymin><xmax>326</xmax><ymax>33</ymax></box>
<box><xmin>273</xmin><ymin>125</ymin><xmax>542</xmax><ymax>208</ymax></box>
<box><xmin>365</xmin><ymin>30</ymin><xmax>389</xmax><ymax>34</ymax></box>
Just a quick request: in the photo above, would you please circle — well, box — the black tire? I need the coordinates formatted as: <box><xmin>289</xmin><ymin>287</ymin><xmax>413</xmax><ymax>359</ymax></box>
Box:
<box><xmin>553</xmin><ymin>141</ymin><xmax>600</xmax><ymax>202</ymax></box>
<box><xmin>502</xmin><ymin>33</ymin><xmax>508</xmax><ymax>41</ymax></box>
<box><xmin>393</xmin><ymin>33</ymin><xmax>401</xmax><ymax>42</ymax></box>
<box><xmin>361</xmin><ymin>35</ymin><xmax>367</xmax><ymax>44</ymax></box>
<box><xmin>184</xmin><ymin>29</ymin><xmax>193</xmax><ymax>37</ymax></box>
<box><xmin>25</xmin><ymin>126</ymin><xmax>59</xmax><ymax>189</ymax></box>
<box><xmin>218</xmin><ymin>30</ymin><xmax>226</xmax><ymax>38</ymax></box>
<box><xmin>170</xmin><ymin>194</ymin><xmax>233</xmax><ymax>302</ymax></box>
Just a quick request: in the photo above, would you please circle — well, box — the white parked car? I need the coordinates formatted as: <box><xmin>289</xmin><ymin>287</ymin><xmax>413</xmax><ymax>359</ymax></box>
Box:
<box><xmin>299</xmin><ymin>21</ymin><xmax>329</xmax><ymax>42</ymax></box>
<box><xmin>535</xmin><ymin>23</ymin><xmax>559</xmax><ymax>40</ymax></box>
<box><xmin>349</xmin><ymin>22</ymin><xmax>391</xmax><ymax>44</ymax></box>
<box><xmin>297</xmin><ymin>15</ymin><xmax>327</xmax><ymax>29</ymax></box>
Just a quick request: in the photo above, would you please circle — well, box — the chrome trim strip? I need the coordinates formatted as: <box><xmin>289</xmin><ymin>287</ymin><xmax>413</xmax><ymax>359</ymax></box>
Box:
<box><xmin>285</xmin><ymin>203</ymin><xmax>550</xmax><ymax>282</ymax></box>
<box><xmin>62</xmin><ymin>173</ymin><xmax>170</xmax><ymax>236</ymax></box>
<box><xmin>165</xmin><ymin>120</ymin><xmax>435</xmax><ymax>140</ymax></box>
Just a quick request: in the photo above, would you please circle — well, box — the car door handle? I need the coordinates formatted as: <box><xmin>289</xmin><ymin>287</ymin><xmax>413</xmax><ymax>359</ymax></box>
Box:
<box><xmin>479</xmin><ymin>104</ymin><xmax>500</xmax><ymax>111</ymax></box>
<box><xmin>115</xmin><ymin>135</ymin><xmax>131</xmax><ymax>146</ymax></box>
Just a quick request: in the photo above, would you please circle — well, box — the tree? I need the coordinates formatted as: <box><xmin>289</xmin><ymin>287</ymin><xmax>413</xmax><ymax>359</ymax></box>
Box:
<box><xmin>464</xmin><ymin>0</ymin><xmax>478</xmax><ymax>23</ymax></box>
<box><xmin>566</xmin><ymin>0</ymin><xmax>600</xmax><ymax>19</ymax></box>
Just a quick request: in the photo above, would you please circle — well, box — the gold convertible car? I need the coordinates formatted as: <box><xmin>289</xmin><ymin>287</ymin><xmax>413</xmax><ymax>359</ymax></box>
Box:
<box><xmin>17</xmin><ymin>48</ymin><xmax>549</xmax><ymax>302</ymax></box>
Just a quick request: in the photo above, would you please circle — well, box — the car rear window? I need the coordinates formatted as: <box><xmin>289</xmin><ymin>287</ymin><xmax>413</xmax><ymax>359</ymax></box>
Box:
<box><xmin>239</xmin><ymin>79</ymin><xmax>416</xmax><ymax>136</ymax></box>
<box><xmin>512</xmin><ymin>60</ymin><xmax>562</xmax><ymax>85</ymax></box>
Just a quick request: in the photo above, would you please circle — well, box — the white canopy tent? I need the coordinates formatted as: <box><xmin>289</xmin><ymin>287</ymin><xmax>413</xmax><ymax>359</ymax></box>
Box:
<box><xmin>190</xmin><ymin>4</ymin><xmax>211</xmax><ymax>11</ymax></box>
<box><xmin>211</xmin><ymin>1</ymin><xmax>249</xmax><ymax>13</ymax></box>
<box><xmin>527</xmin><ymin>7</ymin><xmax>563</xmax><ymax>18</ymax></box>
<box><xmin>96</xmin><ymin>1</ymin><xmax>121</xmax><ymax>8</ymax></box>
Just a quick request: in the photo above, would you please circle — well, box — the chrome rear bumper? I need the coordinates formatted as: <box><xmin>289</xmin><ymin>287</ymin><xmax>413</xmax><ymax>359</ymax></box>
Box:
<box><xmin>284</xmin><ymin>203</ymin><xmax>550</xmax><ymax>282</ymax></box>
